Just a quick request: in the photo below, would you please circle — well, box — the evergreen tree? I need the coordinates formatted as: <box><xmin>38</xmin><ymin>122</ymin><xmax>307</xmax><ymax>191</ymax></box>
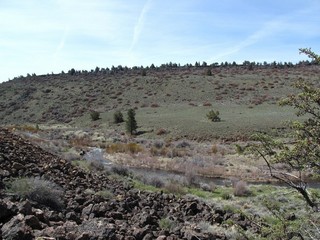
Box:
<box><xmin>126</xmin><ymin>109</ymin><xmax>137</xmax><ymax>135</ymax></box>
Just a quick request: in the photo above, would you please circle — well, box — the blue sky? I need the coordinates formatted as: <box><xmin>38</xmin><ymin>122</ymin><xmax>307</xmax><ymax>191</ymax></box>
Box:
<box><xmin>1</xmin><ymin>0</ymin><xmax>320</xmax><ymax>82</ymax></box>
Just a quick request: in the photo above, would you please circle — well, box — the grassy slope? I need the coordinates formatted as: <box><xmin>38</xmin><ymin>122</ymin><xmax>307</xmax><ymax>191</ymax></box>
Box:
<box><xmin>77</xmin><ymin>103</ymin><xmax>296</xmax><ymax>140</ymax></box>
<box><xmin>1</xmin><ymin>65</ymin><xmax>319</xmax><ymax>139</ymax></box>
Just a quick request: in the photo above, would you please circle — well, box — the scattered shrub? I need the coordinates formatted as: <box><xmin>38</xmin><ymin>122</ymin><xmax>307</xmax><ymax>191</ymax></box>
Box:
<box><xmin>184</xmin><ymin>168</ymin><xmax>199</xmax><ymax>187</ymax></box>
<box><xmin>150</xmin><ymin>146</ymin><xmax>169</xmax><ymax>157</ymax></box>
<box><xmin>95</xmin><ymin>189</ymin><xmax>113</xmax><ymax>198</ymax></box>
<box><xmin>211</xmin><ymin>144</ymin><xmax>218</xmax><ymax>154</ymax></box>
<box><xmin>203</xmin><ymin>101</ymin><xmax>212</xmax><ymax>107</ymax></box>
<box><xmin>111</xmin><ymin>165</ymin><xmax>130</xmax><ymax>176</ymax></box>
<box><xmin>156</xmin><ymin>128</ymin><xmax>167</xmax><ymax>135</ymax></box>
<box><xmin>89</xmin><ymin>160</ymin><xmax>105</xmax><ymax>172</ymax></box>
<box><xmin>199</xmin><ymin>182</ymin><xmax>216</xmax><ymax>192</ymax></box>
<box><xmin>6</xmin><ymin>177</ymin><xmax>64</xmax><ymax>210</ymax></box>
<box><xmin>148</xmin><ymin>177</ymin><xmax>165</xmax><ymax>188</ymax></box>
<box><xmin>15</xmin><ymin>124</ymin><xmax>39</xmax><ymax>133</ymax></box>
<box><xmin>62</xmin><ymin>152</ymin><xmax>79</xmax><ymax>162</ymax></box>
<box><xmin>113</xmin><ymin>110</ymin><xmax>124</xmax><ymax>123</ymax></box>
<box><xmin>151</xmin><ymin>103</ymin><xmax>160</xmax><ymax>108</ymax></box>
<box><xmin>90</xmin><ymin>111</ymin><xmax>100</xmax><ymax>121</ymax></box>
<box><xmin>164</xmin><ymin>181</ymin><xmax>186</xmax><ymax>195</ymax></box>
<box><xmin>138</xmin><ymin>175</ymin><xmax>165</xmax><ymax>188</ymax></box>
<box><xmin>197</xmin><ymin>221</ymin><xmax>215</xmax><ymax>233</ymax></box>
<box><xmin>175</xmin><ymin>140</ymin><xmax>191</xmax><ymax>148</ymax></box>
<box><xmin>127</xmin><ymin>143</ymin><xmax>143</xmax><ymax>154</ymax></box>
<box><xmin>206</xmin><ymin>69</ymin><xmax>212</xmax><ymax>76</ymax></box>
<box><xmin>235</xmin><ymin>144</ymin><xmax>245</xmax><ymax>154</ymax></box>
<box><xmin>167</xmin><ymin>148</ymin><xmax>188</xmax><ymax>158</ymax></box>
<box><xmin>70</xmin><ymin>136</ymin><xmax>92</xmax><ymax>148</ymax></box>
<box><xmin>72</xmin><ymin>160</ymin><xmax>91</xmax><ymax>172</ymax></box>
<box><xmin>221</xmin><ymin>192</ymin><xmax>232</xmax><ymax>200</ymax></box>
<box><xmin>84</xmin><ymin>188</ymin><xmax>95</xmax><ymax>195</ymax></box>
<box><xmin>153</xmin><ymin>140</ymin><xmax>164</xmax><ymax>149</ymax></box>
<box><xmin>159</xmin><ymin>217</ymin><xmax>175</xmax><ymax>231</ymax></box>
<box><xmin>141</xmin><ymin>69</ymin><xmax>147</xmax><ymax>76</ymax></box>
<box><xmin>207</xmin><ymin>110</ymin><xmax>221</xmax><ymax>122</ymax></box>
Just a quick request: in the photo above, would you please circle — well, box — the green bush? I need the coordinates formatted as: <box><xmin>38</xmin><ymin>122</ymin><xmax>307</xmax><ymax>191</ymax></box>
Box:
<box><xmin>141</xmin><ymin>69</ymin><xmax>147</xmax><ymax>76</ymax></box>
<box><xmin>138</xmin><ymin>175</ymin><xmax>165</xmax><ymax>188</ymax></box>
<box><xmin>90</xmin><ymin>111</ymin><xmax>100</xmax><ymax>121</ymax></box>
<box><xmin>207</xmin><ymin>110</ymin><xmax>221</xmax><ymax>122</ymax></box>
<box><xmin>159</xmin><ymin>217</ymin><xmax>175</xmax><ymax>231</ymax></box>
<box><xmin>111</xmin><ymin>165</ymin><xmax>130</xmax><ymax>176</ymax></box>
<box><xmin>6</xmin><ymin>177</ymin><xmax>64</xmax><ymax>210</ymax></box>
<box><xmin>113</xmin><ymin>110</ymin><xmax>124</xmax><ymax>123</ymax></box>
<box><xmin>235</xmin><ymin>144</ymin><xmax>244</xmax><ymax>154</ymax></box>
<box><xmin>95</xmin><ymin>189</ymin><xmax>113</xmax><ymax>199</ymax></box>
<box><xmin>221</xmin><ymin>192</ymin><xmax>232</xmax><ymax>200</ymax></box>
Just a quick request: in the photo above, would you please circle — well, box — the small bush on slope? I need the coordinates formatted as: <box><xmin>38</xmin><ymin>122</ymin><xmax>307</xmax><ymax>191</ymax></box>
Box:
<box><xmin>6</xmin><ymin>177</ymin><xmax>64</xmax><ymax>210</ymax></box>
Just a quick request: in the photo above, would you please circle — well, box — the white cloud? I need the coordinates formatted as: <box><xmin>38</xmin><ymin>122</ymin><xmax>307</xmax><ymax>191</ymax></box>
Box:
<box><xmin>52</xmin><ymin>25</ymin><xmax>70</xmax><ymax>68</ymax></box>
<box><xmin>131</xmin><ymin>0</ymin><xmax>152</xmax><ymax>48</ymax></box>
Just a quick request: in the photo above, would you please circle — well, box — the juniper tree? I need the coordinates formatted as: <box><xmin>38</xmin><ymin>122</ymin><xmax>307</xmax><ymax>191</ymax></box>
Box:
<box><xmin>126</xmin><ymin>108</ymin><xmax>137</xmax><ymax>135</ymax></box>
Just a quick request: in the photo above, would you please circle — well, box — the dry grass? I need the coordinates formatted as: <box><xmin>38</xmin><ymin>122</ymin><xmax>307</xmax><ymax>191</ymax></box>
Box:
<box><xmin>164</xmin><ymin>181</ymin><xmax>186</xmax><ymax>195</ymax></box>
<box><xmin>106</xmin><ymin>143</ymin><xmax>144</xmax><ymax>154</ymax></box>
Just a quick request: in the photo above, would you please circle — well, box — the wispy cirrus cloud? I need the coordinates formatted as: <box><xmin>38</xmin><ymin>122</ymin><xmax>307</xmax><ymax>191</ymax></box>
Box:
<box><xmin>208</xmin><ymin>19</ymin><xmax>284</xmax><ymax>62</ymax></box>
<box><xmin>208</xmin><ymin>4</ymin><xmax>320</xmax><ymax>63</ymax></box>
<box><xmin>130</xmin><ymin>0</ymin><xmax>153</xmax><ymax>50</ymax></box>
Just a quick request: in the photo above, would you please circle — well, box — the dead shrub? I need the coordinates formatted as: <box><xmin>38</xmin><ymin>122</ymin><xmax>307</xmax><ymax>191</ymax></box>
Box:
<box><xmin>106</xmin><ymin>143</ymin><xmax>143</xmax><ymax>154</ymax></box>
<box><xmin>175</xmin><ymin>140</ymin><xmax>191</xmax><ymax>148</ymax></box>
<box><xmin>151</xmin><ymin>103</ymin><xmax>160</xmax><ymax>108</ymax></box>
<box><xmin>211</xmin><ymin>144</ymin><xmax>218</xmax><ymax>154</ymax></box>
<box><xmin>15</xmin><ymin>124</ymin><xmax>39</xmax><ymax>133</ymax></box>
<box><xmin>164</xmin><ymin>181</ymin><xmax>186</xmax><ymax>195</ymax></box>
<box><xmin>138</xmin><ymin>175</ymin><xmax>165</xmax><ymax>188</ymax></box>
<box><xmin>199</xmin><ymin>182</ymin><xmax>216</xmax><ymax>192</ymax></box>
<box><xmin>203</xmin><ymin>102</ymin><xmax>212</xmax><ymax>107</ymax></box>
<box><xmin>156</xmin><ymin>128</ymin><xmax>167</xmax><ymax>135</ymax></box>
<box><xmin>153</xmin><ymin>140</ymin><xmax>165</xmax><ymax>149</ymax></box>
<box><xmin>167</xmin><ymin>148</ymin><xmax>188</xmax><ymax>158</ymax></box>
<box><xmin>62</xmin><ymin>152</ymin><xmax>79</xmax><ymax>162</ymax></box>
<box><xmin>70</xmin><ymin>136</ymin><xmax>92</xmax><ymax>148</ymax></box>
<box><xmin>184</xmin><ymin>167</ymin><xmax>199</xmax><ymax>187</ymax></box>
<box><xmin>127</xmin><ymin>143</ymin><xmax>143</xmax><ymax>154</ymax></box>
<box><xmin>151</xmin><ymin>147</ymin><xmax>169</xmax><ymax>157</ymax></box>
<box><xmin>150</xmin><ymin>146</ymin><xmax>168</xmax><ymax>156</ymax></box>
<box><xmin>233</xmin><ymin>180</ymin><xmax>250</xmax><ymax>196</ymax></box>
<box><xmin>89</xmin><ymin>160</ymin><xmax>105</xmax><ymax>172</ymax></box>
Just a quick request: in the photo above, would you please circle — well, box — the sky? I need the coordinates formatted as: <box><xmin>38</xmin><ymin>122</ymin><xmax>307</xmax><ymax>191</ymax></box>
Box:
<box><xmin>1</xmin><ymin>0</ymin><xmax>320</xmax><ymax>83</ymax></box>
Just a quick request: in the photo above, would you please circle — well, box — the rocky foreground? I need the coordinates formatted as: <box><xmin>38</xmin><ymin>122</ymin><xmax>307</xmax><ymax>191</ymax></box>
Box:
<box><xmin>0</xmin><ymin>128</ymin><xmax>254</xmax><ymax>239</ymax></box>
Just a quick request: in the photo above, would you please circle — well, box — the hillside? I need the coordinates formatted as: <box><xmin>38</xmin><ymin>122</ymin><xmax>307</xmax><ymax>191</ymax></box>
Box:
<box><xmin>1</xmin><ymin>64</ymin><xmax>320</xmax><ymax>139</ymax></box>
<box><xmin>1</xmin><ymin>63</ymin><xmax>320</xmax><ymax>239</ymax></box>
